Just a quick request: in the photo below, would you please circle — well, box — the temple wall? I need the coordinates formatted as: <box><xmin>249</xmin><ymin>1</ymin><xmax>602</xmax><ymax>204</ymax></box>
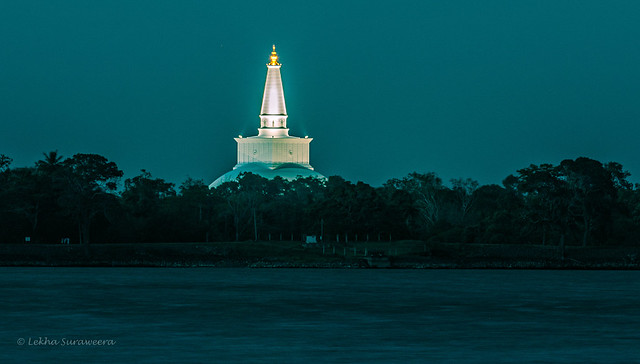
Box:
<box><xmin>235</xmin><ymin>137</ymin><xmax>312</xmax><ymax>169</ymax></box>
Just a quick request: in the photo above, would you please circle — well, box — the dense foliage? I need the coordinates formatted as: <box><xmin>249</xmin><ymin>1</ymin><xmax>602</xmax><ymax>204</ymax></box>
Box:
<box><xmin>1</xmin><ymin>152</ymin><xmax>640</xmax><ymax>246</ymax></box>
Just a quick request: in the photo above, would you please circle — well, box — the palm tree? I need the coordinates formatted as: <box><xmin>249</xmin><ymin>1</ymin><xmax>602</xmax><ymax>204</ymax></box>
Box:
<box><xmin>0</xmin><ymin>154</ymin><xmax>11</xmax><ymax>172</ymax></box>
<box><xmin>36</xmin><ymin>150</ymin><xmax>63</xmax><ymax>173</ymax></box>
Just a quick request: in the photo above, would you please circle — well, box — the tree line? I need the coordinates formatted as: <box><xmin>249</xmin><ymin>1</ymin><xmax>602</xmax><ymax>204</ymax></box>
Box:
<box><xmin>1</xmin><ymin>152</ymin><xmax>640</xmax><ymax>247</ymax></box>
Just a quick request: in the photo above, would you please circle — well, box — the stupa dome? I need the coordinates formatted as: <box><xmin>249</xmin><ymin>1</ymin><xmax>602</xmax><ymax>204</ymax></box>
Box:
<box><xmin>210</xmin><ymin>163</ymin><xmax>325</xmax><ymax>188</ymax></box>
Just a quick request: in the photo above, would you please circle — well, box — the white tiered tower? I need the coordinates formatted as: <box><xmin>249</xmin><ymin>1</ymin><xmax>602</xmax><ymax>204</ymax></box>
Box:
<box><xmin>210</xmin><ymin>46</ymin><xmax>324</xmax><ymax>188</ymax></box>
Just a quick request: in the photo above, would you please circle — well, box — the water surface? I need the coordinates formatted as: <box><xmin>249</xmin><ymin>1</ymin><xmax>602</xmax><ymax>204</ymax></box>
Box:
<box><xmin>1</xmin><ymin>268</ymin><xmax>639</xmax><ymax>363</ymax></box>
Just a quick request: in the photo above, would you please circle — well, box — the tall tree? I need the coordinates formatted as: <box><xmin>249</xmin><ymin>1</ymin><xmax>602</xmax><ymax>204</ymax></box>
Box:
<box><xmin>212</xmin><ymin>173</ymin><xmax>270</xmax><ymax>241</ymax></box>
<box><xmin>59</xmin><ymin>154</ymin><xmax>123</xmax><ymax>245</ymax></box>
<box><xmin>2</xmin><ymin>167</ymin><xmax>44</xmax><ymax>239</ymax></box>
<box><xmin>509</xmin><ymin>163</ymin><xmax>570</xmax><ymax>245</ymax></box>
<box><xmin>237</xmin><ymin>173</ymin><xmax>270</xmax><ymax>241</ymax></box>
<box><xmin>386</xmin><ymin>172</ymin><xmax>447</xmax><ymax>232</ymax></box>
<box><xmin>37</xmin><ymin>150</ymin><xmax>64</xmax><ymax>173</ymax></box>
<box><xmin>451</xmin><ymin>178</ymin><xmax>479</xmax><ymax>225</ymax></box>
<box><xmin>174</xmin><ymin>178</ymin><xmax>214</xmax><ymax>241</ymax></box>
<box><xmin>559</xmin><ymin>157</ymin><xmax>619</xmax><ymax>246</ymax></box>
<box><xmin>0</xmin><ymin>154</ymin><xmax>11</xmax><ymax>173</ymax></box>
<box><xmin>121</xmin><ymin>170</ymin><xmax>176</xmax><ymax>242</ymax></box>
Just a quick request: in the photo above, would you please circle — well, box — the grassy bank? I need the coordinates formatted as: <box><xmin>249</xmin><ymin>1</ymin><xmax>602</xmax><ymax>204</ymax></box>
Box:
<box><xmin>0</xmin><ymin>241</ymin><xmax>639</xmax><ymax>268</ymax></box>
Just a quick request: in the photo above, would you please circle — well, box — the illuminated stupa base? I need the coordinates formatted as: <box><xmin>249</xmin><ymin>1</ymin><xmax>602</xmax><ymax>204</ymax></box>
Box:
<box><xmin>211</xmin><ymin>163</ymin><xmax>325</xmax><ymax>187</ymax></box>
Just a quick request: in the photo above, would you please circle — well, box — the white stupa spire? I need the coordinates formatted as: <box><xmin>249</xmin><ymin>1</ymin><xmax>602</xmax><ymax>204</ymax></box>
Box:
<box><xmin>258</xmin><ymin>45</ymin><xmax>289</xmax><ymax>137</ymax></box>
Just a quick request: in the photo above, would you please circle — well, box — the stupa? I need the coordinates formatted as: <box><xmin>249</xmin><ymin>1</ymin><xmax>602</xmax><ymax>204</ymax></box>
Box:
<box><xmin>210</xmin><ymin>46</ymin><xmax>324</xmax><ymax>188</ymax></box>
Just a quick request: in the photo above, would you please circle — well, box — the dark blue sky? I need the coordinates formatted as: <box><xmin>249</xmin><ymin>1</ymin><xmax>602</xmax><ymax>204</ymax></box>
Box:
<box><xmin>2</xmin><ymin>1</ymin><xmax>639</xmax><ymax>186</ymax></box>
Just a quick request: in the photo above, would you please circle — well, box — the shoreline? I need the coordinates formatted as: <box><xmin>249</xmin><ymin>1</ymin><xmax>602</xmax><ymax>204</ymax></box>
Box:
<box><xmin>1</xmin><ymin>241</ymin><xmax>639</xmax><ymax>269</ymax></box>
<box><xmin>1</xmin><ymin>263</ymin><xmax>639</xmax><ymax>270</ymax></box>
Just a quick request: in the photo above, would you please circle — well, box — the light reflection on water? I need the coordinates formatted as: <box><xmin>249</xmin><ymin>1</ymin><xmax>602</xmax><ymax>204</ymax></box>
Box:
<box><xmin>1</xmin><ymin>268</ymin><xmax>639</xmax><ymax>363</ymax></box>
